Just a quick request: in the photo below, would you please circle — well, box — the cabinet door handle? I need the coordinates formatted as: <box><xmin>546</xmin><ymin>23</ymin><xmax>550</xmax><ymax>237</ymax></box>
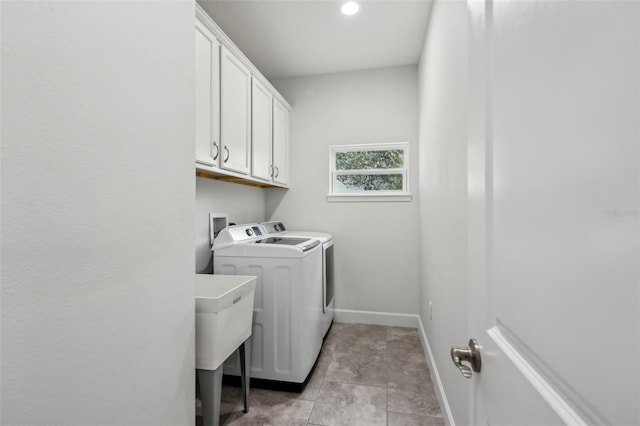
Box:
<box><xmin>274</xmin><ymin>166</ymin><xmax>280</xmax><ymax>178</ymax></box>
<box><xmin>223</xmin><ymin>146</ymin><xmax>230</xmax><ymax>163</ymax></box>
<box><xmin>270</xmin><ymin>165</ymin><xmax>274</xmax><ymax>177</ymax></box>
<box><xmin>212</xmin><ymin>141</ymin><xmax>219</xmax><ymax>161</ymax></box>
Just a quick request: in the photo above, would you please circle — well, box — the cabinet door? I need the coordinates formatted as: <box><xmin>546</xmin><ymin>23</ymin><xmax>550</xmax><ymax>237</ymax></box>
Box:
<box><xmin>195</xmin><ymin>21</ymin><xmax>220</xmax><ymax>169</ymax></box>
<box><xmin>272</xmin><ymin>98</ymin><xmax>289</xmax><ymax>186</ymax></box>
<box><xmin>220</xmin><ymin>46</ymin><xmax>251</xmax><ymax>175</ymax></box>
<box><xmin>251</xmin><ymin>79</ymin><xmax>273</xmax><ymax>182</ymax></box>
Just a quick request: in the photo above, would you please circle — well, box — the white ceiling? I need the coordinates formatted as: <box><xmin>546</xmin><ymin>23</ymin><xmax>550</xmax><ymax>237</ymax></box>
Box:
<box><xmin>197</xmin><ymin>0</ymin><xmax>433</xmax><ymax>80</ymax></box>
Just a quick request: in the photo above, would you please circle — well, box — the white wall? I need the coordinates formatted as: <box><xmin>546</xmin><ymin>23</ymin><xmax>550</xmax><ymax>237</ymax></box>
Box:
<box><xmin>269</xmin><ymin>66</ymin><xmax>420</xmax><ymax>318</ymax></box>
<box><xmin>1</xmin><ymin>2</ymin><xmax>195</xmax><ymax>425</ymax></box>
<box><xmin>417</xmin><ymin>1</ymin><xmax>469</xmax><ymax>424</ymax></box>
<box><xmin>195</xmin><ymin>177</ymin><xmax>266</xmax><ymax>273</ymax></box>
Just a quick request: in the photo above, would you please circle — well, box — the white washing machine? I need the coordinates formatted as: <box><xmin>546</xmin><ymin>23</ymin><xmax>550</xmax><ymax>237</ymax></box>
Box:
<box><xmin>213</xmin><ymin>223</ymin><xmax>323</xmax><ymax>385</ymax></box>
<box><xmin>261</xmin><ymin>221</ymin><xmax>334</xmax><ymax>337</ymax></box>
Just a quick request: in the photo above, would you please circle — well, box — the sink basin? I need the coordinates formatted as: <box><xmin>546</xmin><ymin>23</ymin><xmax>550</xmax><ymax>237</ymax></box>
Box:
<box><xmin>195</xmin><ymin>274</ymin><xmax>256</xmax><ymax>371</ymax></box>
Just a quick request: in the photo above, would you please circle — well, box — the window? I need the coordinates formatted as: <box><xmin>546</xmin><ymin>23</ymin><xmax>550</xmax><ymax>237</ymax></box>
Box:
<box><xmin>328</xmin><ymin>142</ymin><xmax>411</xmax><ymax>202</ymax></box>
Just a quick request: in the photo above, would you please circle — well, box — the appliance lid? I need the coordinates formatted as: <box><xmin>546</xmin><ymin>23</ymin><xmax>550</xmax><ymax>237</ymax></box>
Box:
<box><xmin>212</xmin><ymin>223</ymin><xmax>321</xmax><ymax>253</ymax></box>
<box><xmin>254</xmin><ymin>237</ymin><xmax>320</xmax><ymax>252</ymax></box>
<box><xmin>261</xmin><ymin>221</ymin><xmax>333</xmax><ymax>243</ymax></box>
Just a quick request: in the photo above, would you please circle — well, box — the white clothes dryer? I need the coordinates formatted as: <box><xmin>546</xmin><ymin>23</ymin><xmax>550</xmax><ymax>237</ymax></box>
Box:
<box><xmin>213</xmin><ymin>224</ymin><xmax>323</xmax><ymax>385</ymax></box>
<box><xmin>261</xmin><ymin>221</ymin><xmax>334</xmax><ymax>337</ymax></box>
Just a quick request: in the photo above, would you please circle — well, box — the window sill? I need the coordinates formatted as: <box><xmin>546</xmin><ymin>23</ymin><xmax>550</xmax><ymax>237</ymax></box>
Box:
<box><xmin>326</xmin><ymin>193</ymin><xmax>413</xmax><ymax>203</ymax></box>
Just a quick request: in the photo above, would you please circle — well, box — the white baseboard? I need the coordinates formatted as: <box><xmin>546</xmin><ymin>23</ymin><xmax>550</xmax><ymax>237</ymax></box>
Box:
<box><xmin>334</xmin><ymin>309</ymin><xmax>419</xmax><ymax>328</ymax></box>
<box><xmin>417</xmin><ymin>316</ymin><xmax>455</xmax><ymax>426</ymax></box>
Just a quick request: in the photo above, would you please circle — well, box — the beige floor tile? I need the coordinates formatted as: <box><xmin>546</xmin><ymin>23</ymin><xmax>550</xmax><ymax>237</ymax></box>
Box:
<box><xmin>388</xmin><ymin>411</ymin><xmax>445</xmax><ymax>426</ymax></box>
<box><xmin>300</xmin><ymin>347</ymin><xmax>334</xmax><ymax>401</ymax></box>
<box><xmin>325</xmin><ymin>350</ymin><xmax>387</xmax><ymax>387</ymax></box>
<box><xmin>387</xmin><ymin>332</ymin><xmax>423</xmax><ymax>356</ymax></box>
<box><xmin>387</xmin><ymin>376</ymin><xmax>441</xmax><ymax>418</ymax></box>
<box><xmin>334</xmin><ymin>324</ymin><xmax>387</xmax><ymax>354</ymax></box>
<box><xmin>308</xmin><ymin>381</ymin><xmax>387</xmax><ymax>426</ymax></box>
<box><xmin>195</xmin><ymin>323</ymin><xmax>443</xmax><ymax>425</ymax></box>
<box><xmin>322</xmin><ymin>324</ymin><xmax>341</xmax><ymax>353</ymax></box>
<box><xmin>387</xmin><ymin>353</ymin><xmax>431</xmax><ymax>381</ymax></box>
<box><xmin>222</xmin><ymin>388</ymin><xmax>314</xmax><ymax>425</ymax></box>
<box><xmin>387</xmin><ymin>326</ymin><xmax>421</xmax><ymax>339</ymax></box>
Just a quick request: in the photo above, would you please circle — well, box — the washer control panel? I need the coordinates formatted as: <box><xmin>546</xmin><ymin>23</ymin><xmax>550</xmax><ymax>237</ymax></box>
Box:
<box><xmin>261</xmin><ymin>221</ymin><xmax>287</xmax><ymax>234</ymax></box>
<box><xmin>215</xmin><ymin>224</ymin><xmax>266</xmax><ymax>247</ymax></box>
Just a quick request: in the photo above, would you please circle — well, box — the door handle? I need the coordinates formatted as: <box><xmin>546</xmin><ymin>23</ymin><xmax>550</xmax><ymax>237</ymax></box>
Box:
<box><xmin>212</xmin><ymin>141</ymin><xmax>219</xmax><ymax>161</ymax></box>
<box><xmin>450</xmin><ymin>339</ymin><xmax>481</xmax><ymax>378</ymax></box>
<box><xmin>223</xmin><ymin>146</ymin><xmax>230</xmax><ymax>163</ymax></box>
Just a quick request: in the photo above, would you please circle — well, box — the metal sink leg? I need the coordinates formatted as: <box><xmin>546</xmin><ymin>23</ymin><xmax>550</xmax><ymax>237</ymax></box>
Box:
<box><xmin>197</xmin><ymin>367</ymin><xmax>222</xmax><ymax>426</ymax></box>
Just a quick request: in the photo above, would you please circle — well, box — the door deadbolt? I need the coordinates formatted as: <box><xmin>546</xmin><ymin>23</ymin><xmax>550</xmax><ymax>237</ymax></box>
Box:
<box><xmin>450</xmin><ymin>339</ymin><xmax>481</xmax><ymax>378</ymax></box>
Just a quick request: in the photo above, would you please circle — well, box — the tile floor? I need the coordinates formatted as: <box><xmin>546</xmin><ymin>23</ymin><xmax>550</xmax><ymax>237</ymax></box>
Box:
<box><xmin>197</xmin><ymin>323</ymin><xmax>444</xmax><ymax>426</ymax></box>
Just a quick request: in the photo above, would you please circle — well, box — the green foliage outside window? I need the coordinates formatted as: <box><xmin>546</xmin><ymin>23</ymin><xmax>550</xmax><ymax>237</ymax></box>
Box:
<box><xmin>335</xmin><ymin>150</ymin><xmax>404</xmax><ymax>170</ymax></box>
<box><xmin>336</xmin><ymin>174</ymin><xmax>403</xmax><ymax>191</ymax></box>
<box><xmin>331</xmin><ymin>144</ymin><xmax>408</xmax><ymax>195</ymax></box>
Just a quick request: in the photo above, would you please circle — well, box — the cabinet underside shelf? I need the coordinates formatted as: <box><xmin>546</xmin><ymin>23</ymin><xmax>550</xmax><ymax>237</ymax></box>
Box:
<box><xmin>196</xmin><ymin>168</ymin><xmax>287</xmax><ymax>189</ymax></box>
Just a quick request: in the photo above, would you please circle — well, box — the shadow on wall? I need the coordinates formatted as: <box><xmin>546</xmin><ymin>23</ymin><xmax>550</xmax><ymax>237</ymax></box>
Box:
<box><xmin>265</xmin><ymin>187</ymin><xmax>288</xmax><ymax>219</ymax></box>
<box><xmin>198</xmin><ymin>255</ymin><xmax>214</xmax><ymax>274</ymax></box>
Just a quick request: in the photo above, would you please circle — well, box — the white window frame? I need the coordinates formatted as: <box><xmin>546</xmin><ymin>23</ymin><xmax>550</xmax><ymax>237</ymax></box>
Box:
<box><xmin>327</xmin><ymin>142</ymin><xmax>412</xmax><ymax>202</ymax></box>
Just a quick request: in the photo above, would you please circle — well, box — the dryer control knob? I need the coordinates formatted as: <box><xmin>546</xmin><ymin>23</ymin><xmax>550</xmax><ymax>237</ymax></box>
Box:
<box><xmin>246</xmin><ymin>229</ymin><xmax>254</xmax><ymax>236</ymax></box>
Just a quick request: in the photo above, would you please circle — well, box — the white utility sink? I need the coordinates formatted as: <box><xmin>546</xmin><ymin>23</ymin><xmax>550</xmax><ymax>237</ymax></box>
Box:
<box><xmin>195</xmin><ymin>274</ymin><xmax>256</xmax><ymax>371</ymax></box>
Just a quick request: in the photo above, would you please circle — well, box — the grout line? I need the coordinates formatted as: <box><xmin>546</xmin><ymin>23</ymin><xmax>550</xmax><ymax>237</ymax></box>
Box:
<box><xmin>305</xmin><ymin>326</ymin><xmax>339</xmax><ymax>426</ymax></box>
<box><xmin>304</xmin><ymin>400</ymin><xmax>315</xmax><ymax>425</ymax></box>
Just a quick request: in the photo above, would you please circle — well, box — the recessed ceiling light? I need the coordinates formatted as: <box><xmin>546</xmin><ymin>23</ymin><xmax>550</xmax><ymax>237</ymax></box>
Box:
<box><xmin>341</xmin><ymin>1</ymin><xmax>360</xmax><ymax>16</ymax></box>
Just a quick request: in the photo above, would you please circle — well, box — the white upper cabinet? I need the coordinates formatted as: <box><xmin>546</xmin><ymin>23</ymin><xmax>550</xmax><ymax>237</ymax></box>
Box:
<box><xmin>195</xmin><ymin>21</ymin><xmax>220</xmax><ymax>169</ymax></box>
<box><xmin>195</xmin><ymin>5</ymin><xmax>291</xmax><ymax>188</ymax></box>
<box><xmin>272</xmin><ymin>98</ymin><xmax>289</xmax><ymax>186</ymax></box>
<box><xmin>252</xmin><ymin>81</ymin><xmax>290</xmax><ymax>186</ymax></box>
<box><xmin>220</xmin><ymin>45</ymin><xmax>251</xmax><ymax>175</ymax></box>
<box><xmin>251</xmin><ymin>78</ymin><xmax>273</xmax><ymax>182</ymax></box>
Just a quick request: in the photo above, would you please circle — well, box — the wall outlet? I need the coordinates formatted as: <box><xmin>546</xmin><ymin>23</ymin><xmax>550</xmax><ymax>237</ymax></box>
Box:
<box><xmin>429</xmin><ymin>300</ymin><xmax>433</xmax><ymax>320</ymax></box>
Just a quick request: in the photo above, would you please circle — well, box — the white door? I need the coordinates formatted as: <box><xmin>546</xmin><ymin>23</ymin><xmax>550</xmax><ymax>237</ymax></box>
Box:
<box><xmin>465</xmin><ymin>1</ymin><xmax>639</xmax><ymax>425</ymax></box>
<box><xmin>220</xmin><ymin>45</ymin><xmax>251</xmax><ymax>174</ymax></box>
<box><xmin>251</xmin><ymin>78</ymin><xmax>273</xmax><ymax>182</ymax></box>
